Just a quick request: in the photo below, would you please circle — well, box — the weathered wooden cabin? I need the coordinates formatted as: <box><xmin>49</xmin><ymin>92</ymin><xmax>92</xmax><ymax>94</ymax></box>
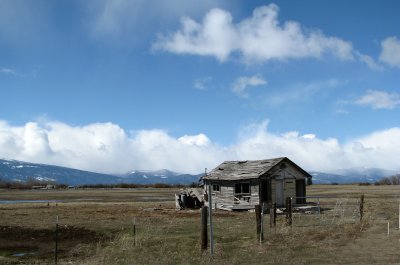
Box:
<box><xmin>202</xmin><ymin>157</ymin><xmax>312</xmax><ymax>210</ymax></box>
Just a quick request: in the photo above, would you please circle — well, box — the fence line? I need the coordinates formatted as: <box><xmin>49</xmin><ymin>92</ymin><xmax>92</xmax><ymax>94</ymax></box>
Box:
<box><xmin>261</xmin><ymin>196</ymin><xmax>363</xmax><ymax>228</ymax></box>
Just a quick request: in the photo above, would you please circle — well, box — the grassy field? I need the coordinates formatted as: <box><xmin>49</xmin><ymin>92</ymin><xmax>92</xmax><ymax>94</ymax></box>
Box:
<box><xmin>1</xmin><ymin>185</ymin><xmax>400</xmax><ymax>264</ymax></box>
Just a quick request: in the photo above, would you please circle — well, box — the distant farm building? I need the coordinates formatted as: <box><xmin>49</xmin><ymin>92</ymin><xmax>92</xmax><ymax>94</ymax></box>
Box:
<box><xmin>202</xmin><ymin>157</ymin><xmax>312</xmax><ymax>211</ymax></box>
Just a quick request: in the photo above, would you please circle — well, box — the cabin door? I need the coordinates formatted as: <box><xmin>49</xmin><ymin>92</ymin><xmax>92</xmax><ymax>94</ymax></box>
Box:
<box><xmin>296</xmin><ymin>179</ymin><xmax>306</xmax><ymax>204</ymax></box>
<box><xmin>275</xmin><ymin>179</ymin><xmax>284</xmax><ymax>206</ymax></box>
<box><xmin>260</xmin><ymin>180</ymin><xmax>271</xmax><ymax>203</ymax></box>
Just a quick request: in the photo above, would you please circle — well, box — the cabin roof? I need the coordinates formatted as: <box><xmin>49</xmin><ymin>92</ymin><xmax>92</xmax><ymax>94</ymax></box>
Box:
<box><xmin>203</xmin><ymin>157</ymin><xmax>312</xmax><ymax>181</ymax></box>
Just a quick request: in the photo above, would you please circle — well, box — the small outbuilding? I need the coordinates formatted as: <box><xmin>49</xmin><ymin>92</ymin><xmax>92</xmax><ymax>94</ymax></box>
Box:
<box><xmin>202</xmin><ymin>157</ymin><xmax>312</xmax><ymax>211</ymax></box>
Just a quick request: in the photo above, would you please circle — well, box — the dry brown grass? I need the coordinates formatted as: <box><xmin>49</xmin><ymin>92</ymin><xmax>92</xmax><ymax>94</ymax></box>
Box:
<box><xmin>1</xmin><ymin>185</ymin><xmax>400</xmax><ymax>264</ymax></box>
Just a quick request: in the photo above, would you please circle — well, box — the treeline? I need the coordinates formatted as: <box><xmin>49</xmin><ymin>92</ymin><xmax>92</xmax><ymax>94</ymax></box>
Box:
<box><xmin>0</xmin><ymin>178</ymin><xmax>199</xmax><ymax>190</ymax></box>
<box><xmin>375</xmin><ymin>175</ymin><xmax>400</xmax><ymax>185</ymax></box>
<box><xmin>0</xmin><ymin>177</ymin><xmax>62</xmax><ymax>189</ymax></box>
<box><xmin>77</xmin><ymin>182</ymin><xmax>199</xmax><ymax>189</ymax></box>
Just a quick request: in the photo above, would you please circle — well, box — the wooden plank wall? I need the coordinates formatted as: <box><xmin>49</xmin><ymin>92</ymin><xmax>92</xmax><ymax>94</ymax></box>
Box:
<box><xmin>205</xmin><ymin>180</ymin><xmax>260</xmax><ymax>208</ymax></box>
<box><xmin>205</xmin><ymin>162</ymin><xmax>309</xmax><ymax>208</ymax></box>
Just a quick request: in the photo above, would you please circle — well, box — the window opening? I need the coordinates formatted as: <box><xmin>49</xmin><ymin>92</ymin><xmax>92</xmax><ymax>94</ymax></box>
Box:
<box><xmin>234</xmin><ymin>183</ymin><xmax>250</xmax><ymax>194</ymax></box>
<box><xmin>212</xmin><ymin>184</ymin><xmax>220</xmax><ymax>192</ymax></box>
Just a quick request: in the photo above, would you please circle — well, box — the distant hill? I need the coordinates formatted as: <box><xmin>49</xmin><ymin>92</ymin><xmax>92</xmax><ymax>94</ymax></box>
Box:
<box><xmin>0</xmin><ymin>159</ymin><xmax>201</xmax><ymax>186</ymax></box>
<box><xmin>118</xmin><ymin>169</ymin><xmax>202</xmax><ymax>185</ymax></box>
<box><xmin>310</xmin><ymin>167</ymin><xmax>398</xmax><ymax>184</ymax></box>
<box><xmin>0</xmin><ymin>159</ymin><xmax>122</xmax><ymax>186</ymax></box>
<box><xmin>1</xmin><ymin>159</ymin><xmax>398</xmax><ymax>186</ymax></box>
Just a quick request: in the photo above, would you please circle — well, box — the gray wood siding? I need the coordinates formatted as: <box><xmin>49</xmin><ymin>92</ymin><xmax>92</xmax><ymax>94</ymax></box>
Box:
<box><xmin>204</xmin><ymin>161</ymin><xmax>309</xmax><ymax>209</ymax></box>
<box><xmin>205</xmin><ymin>180</ymin><xmax>259</xmax><ymax>209</ymax></box>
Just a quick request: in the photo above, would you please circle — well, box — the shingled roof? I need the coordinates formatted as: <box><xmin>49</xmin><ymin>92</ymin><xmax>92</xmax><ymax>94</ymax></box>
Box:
<box><xmin>203</xmin><ymin>157</ymin><xmax>311</xmax><ymax>181</ymax></box>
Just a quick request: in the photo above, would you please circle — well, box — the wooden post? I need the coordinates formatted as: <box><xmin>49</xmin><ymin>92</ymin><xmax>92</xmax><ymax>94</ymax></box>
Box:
<box><xmin>290</xmin><ymin>197</ymin><xmax>293</xmax><ymax>226</ymax></box>
<box><xmin>387</xmin><ymin>222</ymin><xmax>390</xmax><ymax>236</ymax></box>
<box><xmin>270</xmin><ymin>203</ymin><xmax>277</xmax><ymax>228</ymax></box>
<box><xmin>359</xmin><ymin>194</ymin><xmax>364</xmax><ymax>222</ymax></box>
<box><xmin>260</xmin><ymin>203</ymin><xmax>264</xmax><ymax>243</ymax></box>
<box><xmin>55</xmin><ymin>215</ymin><xmax>59</xmax><ymax>265</ymax></box>
<box><xmin>269</xmin><ymin>202</ymin><xmax>276</xmax><ymax>234</ymax></box>
<box><xmin>286</xmin><ymin>197</ymin><xmax>292</xmax><ymax>226</ymax></box>
<box><xmin>208</xmin><ymin>185</ymin><xmax>214</xmax><ymax>256</ymax></box>
<box><xmin>200</xmin><ymin>206</ymin><xmax>208</xmax><ymax>250</ymax></box>
<box><xmin>269</xmin><ymin>202</ymin><xmax>273</xmax><ymax>230</ymax></box>
<box><xmin>133</xmin><ymin>217</ymin><xmax>136</xmax><ymax>247</ymax></box>
<box><xmin>255</xmin><ymin>204</ymin><xmax>261</xmax><ymax>237</ymax></box>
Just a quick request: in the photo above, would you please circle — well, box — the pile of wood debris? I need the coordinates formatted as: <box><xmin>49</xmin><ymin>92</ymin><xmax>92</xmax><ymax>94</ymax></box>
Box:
<box><xmin>175</xmin><ymin>188</ymin><xmax>204</xmax><ymax>209</ymax></box>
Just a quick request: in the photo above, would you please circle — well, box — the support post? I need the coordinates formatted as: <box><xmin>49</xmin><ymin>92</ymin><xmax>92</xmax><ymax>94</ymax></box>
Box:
<box><xmin>200</xmin><ymin>206</ymin><xmax>208</xmax><ymax>250</ymax></box>
<box><xmin>208</xmin><ymin>184</ymin><xmax>214</xmax><ymax>256</ymax></box>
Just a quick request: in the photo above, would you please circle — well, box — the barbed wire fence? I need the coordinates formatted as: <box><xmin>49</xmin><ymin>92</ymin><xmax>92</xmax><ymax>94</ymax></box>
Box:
<box><xmin>290</xmin><ymin>196</ymin><xmax>363</xmax><ymax>227</ymax></box>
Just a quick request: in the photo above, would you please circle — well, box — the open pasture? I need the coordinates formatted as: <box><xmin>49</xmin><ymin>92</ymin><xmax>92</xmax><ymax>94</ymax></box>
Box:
<box><xmin>1</xmin><ymin>185</ymin><xmax>400</xmax><ymax>264</ymax></box>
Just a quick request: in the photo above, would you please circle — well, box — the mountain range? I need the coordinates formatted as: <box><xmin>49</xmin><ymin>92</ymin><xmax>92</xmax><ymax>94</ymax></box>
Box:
<box><xmin>0</xmin><ymin>159</ymin><xmax>201</xmax><ymax>186</ymax></box>
<box><xmin>309</xmin><ymin>167</ymin><xmax>398</xmax><ymax>184</ymax></box>
<box><xmin>0</xmin><ymin>159</ymin><xmax>398</xmax><ymax>186</ymax></box>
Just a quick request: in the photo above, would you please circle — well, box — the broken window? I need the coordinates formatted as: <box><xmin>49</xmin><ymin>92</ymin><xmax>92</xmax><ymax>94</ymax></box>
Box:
<box><xmin>234</xmin><ymin>183</ymin><xmax>250</xmax><ymax>194</ymax></box>
<box><xmin>212</xmin><ymin>184</ymin><xmax>220</xmax><ymax>192</ymax></box>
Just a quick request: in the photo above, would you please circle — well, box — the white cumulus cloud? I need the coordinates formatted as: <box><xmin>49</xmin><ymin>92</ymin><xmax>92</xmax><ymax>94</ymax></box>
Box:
<box><xmin>231</xmin><ymin>75</ymin><xmax>267</xmax><ymax>98</ymax></box>
<box><xmin>178</xmin><ymin>134</ymin><xmax>210</xmax><ymax>146</ymax></box>
<box><xmin>153</xmin><ymin>4</ymin><xmax>357</xmax><ymax>64</ymax></box>
<box><xmin>355</xmin><ymin>90</ymin><xmax>400</xmax><ymax>109</ymax></box>
<box><xmin>0</xmin><ymin>120</ymin><xmax>223</xmax><ymax>174</ymax></box>
<box><xmin>1</xmin><ymin>119</ymin><xmax>400</xmax><ymax>174</ymax></box>
<box><xmin>379</xmin><ymin>36</ymin><xmax>400</xmax><ymax>67</ymax></box>
<box><xmin>234</xmin><ymin>120</ymin><xmax>400</xmax><ymax>172</ymax></box>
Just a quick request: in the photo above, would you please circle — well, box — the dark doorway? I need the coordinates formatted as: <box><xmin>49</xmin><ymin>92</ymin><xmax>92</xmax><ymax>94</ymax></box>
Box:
<box><xmin>260</xmin><ymin>180</ymin><xmax>271</xmax><ymax>203</ymax></box>
<box><xmin>295</xmin><ymin>179</ymin><xmax>306</xmax><ymax>204</ymax></box>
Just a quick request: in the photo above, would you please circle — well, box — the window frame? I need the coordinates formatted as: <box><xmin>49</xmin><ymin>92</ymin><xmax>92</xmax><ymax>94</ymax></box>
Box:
<box><xmin>212</xmin><ymin>184</ymin><xmax>220</xmax><ymax>192</ymax></box>
<box><xmin>234</xmin><ymin>182</ymin><xmax>250</xmax><ymax>195</ymax></box>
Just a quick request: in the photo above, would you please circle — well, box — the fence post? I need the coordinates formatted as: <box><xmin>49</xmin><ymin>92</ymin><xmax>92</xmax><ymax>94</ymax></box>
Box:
<box><xmin>133</xmin><ymin>217</ymin><xmax>136</xmax><ymax>247</ymax></box>
<box><xmin>255</xmin><ymin>204</ymin><xmax>261</xmax><ymax>238</ymax></box>
<box><xmin>359</xmin><ymin>194</ymin><xmax>364</xmax><ymax>222</ymax></box>
<box><xmin>200</xmin><ymin>206</ymin><xmax>208</xmax><ymax>250</ymax></box>
<box><xmin>271</xmin><ymin>203</ymin><xmax>277</xmax><ymax>228</ymax></box>
<box><xmin>208</xmin><ymin>184</ymin><xmax>214</xmax><ymax>257</ymax></box>
<box><xmin>260</xmin><ymin>202</ymin><xmax>264</xmax><ymax>243</ymax></box>
<box><xmin>55</xmin><ymin>215</ymin><xmax>59</xmax><ymax>265</ymax></box>
<box><xmin>387</xmin><ymin>222</ymin><xmax>390</xmax><ymax>236</ymax></box>
<box><xmin>286</xmin><ymin>197</ymin><xmax>292</xmax><ymax>226</ymax></box>
<box><xmin>269</xmin><ymin>202</ymin><xmax>273</xmax><ymax>230</ymax></box>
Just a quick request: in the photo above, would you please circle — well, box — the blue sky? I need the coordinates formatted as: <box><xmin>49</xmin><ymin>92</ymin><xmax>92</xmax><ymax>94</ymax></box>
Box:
<box><xmin>1</xmin><ymin>0</ymin><xmax>400</xmax><ymax>174</ymax></box>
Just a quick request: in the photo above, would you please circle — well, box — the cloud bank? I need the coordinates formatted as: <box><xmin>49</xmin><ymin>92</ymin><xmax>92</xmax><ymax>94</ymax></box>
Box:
<box><xmin>1</xmin><ymin>120</ymin><xmax>400</xmax><ymax>174</ymax></box>
<box><xmin>153</xmin><ymin>4</ymin><xmax>379</xmax><ymax>67</ymax></box>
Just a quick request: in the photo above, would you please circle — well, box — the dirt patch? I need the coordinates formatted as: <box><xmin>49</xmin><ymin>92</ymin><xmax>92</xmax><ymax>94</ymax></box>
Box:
<box><xmin>0</xmin><ymin>225</ymin><xmax>108</xmax><ymax>263</ymax></box>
